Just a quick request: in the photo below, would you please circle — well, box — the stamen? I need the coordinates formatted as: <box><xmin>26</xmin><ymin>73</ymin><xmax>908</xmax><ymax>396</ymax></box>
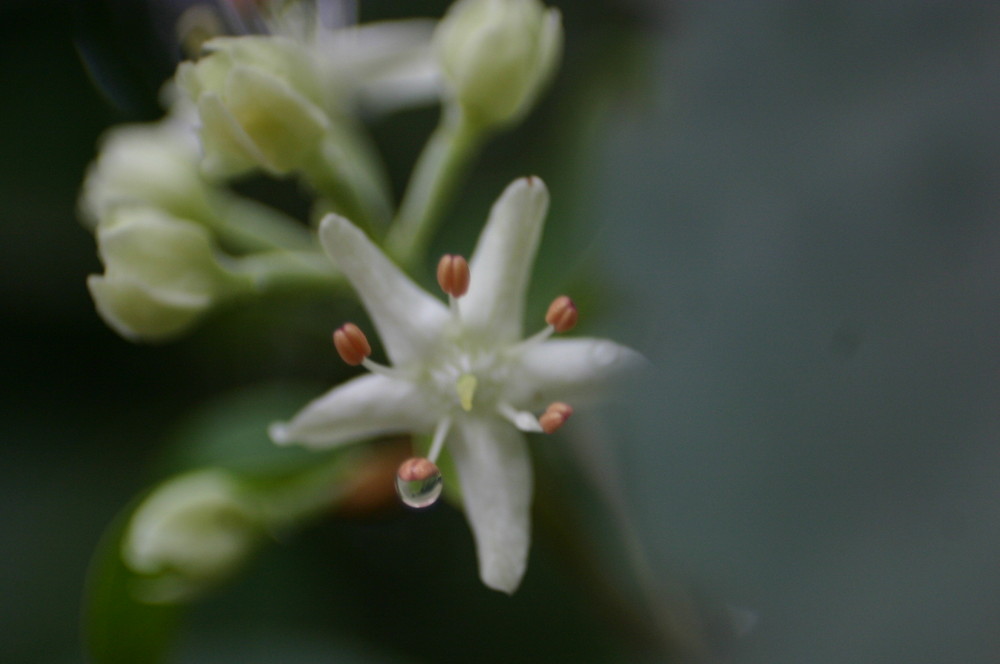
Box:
<box><xmin>539</xmin><ymin>402</ymin><xmax>573</xmax><ymax>434</ymax></box>
<box><xmin>456</xmin><ymin>373</ymin><xmax>478</xmax><ymax>412</ymax></box>
<box><xmin>545</xmin><ymin>295</ymin><xmax>578</xmax><ymax>333</ymax></box>
<box><xmin>333</xmin><ymin>323</ymin><xmax>400</xmax><ymax>378</ymax></box>
<box><xmin>510</xmin><ymin>295</ymin><xmax>578</xmax><ymax>354</ymax></box>
<box><xmin>395</xmin><ymin>457</ymin><xmax>443</xmax><ymax>509</ymax></box>
<box><xmin>360</xmin><ymin>357</ymin><xmax>401</xmax><ymax>379</ymax></box>
<box><xmin>333</xmin><ymin>322</ymin><xmax>371</xmax><ymax>366</ymax></box>
<box><xmin>397</xmin><ymin>457</ymin><xmax>439</xmax><ymax>482</ymax></box>
<box><xmin>437</xmin><ymin>254</ymin><xmax>470</xmax><ymax>298</ymax></box>
<box><xmin>427</xmin><ymin>416</ymin><xmax>452</xmax><ymax>463</ymax></box>
<box><xmin>497</xmin><ymin>402</ymin><xmax>543</xmax><ymax>433</ymax></box>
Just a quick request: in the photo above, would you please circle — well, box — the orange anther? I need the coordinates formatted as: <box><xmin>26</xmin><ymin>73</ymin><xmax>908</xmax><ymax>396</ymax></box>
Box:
<box><xmin>539</xmin><ymin>402</ymin><xmax>573</xmax><ymax>434</ymax></box>
<box><xmin>333</xmin><ymin>322</ymin><xmax>371</xmax><ymax>366</ymax></box>
<box><xmin>437</xmin><ymin>254</ymin><xmax>470</xmax><ymax>298</ymax></box>
<box><xmin>397</xmin><ymin>457</ymin><xmax>440</xmax><ymax>483</ymax></box>
<box><xmin>545</xmin><ymin>295</ymin><xmax>578</xmax><ymax>333</ymax></box>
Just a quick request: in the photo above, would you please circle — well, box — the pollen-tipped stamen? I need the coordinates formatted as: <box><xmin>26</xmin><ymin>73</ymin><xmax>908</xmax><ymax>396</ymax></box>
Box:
<box><xmin>333</xmin><ymin>322</ymin><xmax>371</xmax><ymax>366</ymax></box>
<box><xmin>539</xmin><ymin>401</ymin><xmax>573</xmax><ymax>434</ymax></box>
<box><xmin>395</xmin><ymin>456</ymin><xmax>443</xmax><ymax>509</ymax></box>
<box><xmin>508</xmin><ymin>295</ymin><xmax>581</xmax><ymax>353</ymax></box>
<box><xmin>437</xmin><ymin>254</ymin><xmax>470</xmax><ymax>298</ymax></box>
<box><xmin>333</xmin><ymin>322</ymin><xmax>398</xmax><ymax>378</ymax></box>
<box><xmin>545</xmin><ymin>295</ymin><xmax>578</xmax><ymax>333</ymax></box>
<box><xmin>497</xmin><ymin>402</ymin><xmax>543</xmax><ymax>433</ymax></box>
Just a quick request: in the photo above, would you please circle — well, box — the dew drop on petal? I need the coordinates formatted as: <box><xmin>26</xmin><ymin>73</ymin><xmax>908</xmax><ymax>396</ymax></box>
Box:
<box><xmin>394</xmin><ymin>457</ymin><xmax>443</xmax><ymax>508</ymax></box>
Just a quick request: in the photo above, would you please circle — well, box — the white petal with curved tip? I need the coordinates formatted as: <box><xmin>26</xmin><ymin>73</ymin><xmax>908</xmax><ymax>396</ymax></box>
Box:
<box><xmin>269</xmin><ymin>374</ymin><xmax>439</xmax><ymax>448</ymax></box>
<box><xmin>319</xmin><ymin>214</ymin><xmax>449</xmax><ymax>365</ymax></box>
<box><xmin>197</xmin><ymin>92</ymin><xmax>263</xmax><ymax>178</ymax></box>
<box><xmin>448</xmin><ymin>416</ymin><xmax>533</xmax><ymax>594</ymax></box>
<box><xmin>505</xmin><ymin>338</ymin><xmax>645</xmax><ymax>410</ymax></box>
<box><xmin>463</xmin><ymin>177</ymin><xmax>549</xmax><ymax>344</ymax></box>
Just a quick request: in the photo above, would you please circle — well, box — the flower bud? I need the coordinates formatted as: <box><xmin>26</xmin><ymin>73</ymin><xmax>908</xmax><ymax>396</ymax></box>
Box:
<box><xmin>79</xmin><ymin>120</ymin><xmax>213</xmax><ymax>228</ymax></box>
<box><xmin>435</xmin><ymin>0</ymin><xmax>563</xmax><ymax>128</ymax></box>
<box><xmin>122</xmin><ymin>470</ymin><xmax>261</xmax><ymax>603</ymax></box>
<box><xmin>88</xmin><ymin>208</ymin><xmax>251</xmax><ymax>342</ymax></box>
<box><xmin>177</xmin><ymin>36</ymin><xmax>331</xmax><ymax>177</ymax></box>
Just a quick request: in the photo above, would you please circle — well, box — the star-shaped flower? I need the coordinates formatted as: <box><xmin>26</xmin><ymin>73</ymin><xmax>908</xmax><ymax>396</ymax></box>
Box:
<box><xmin>269</xmin><ymin>177</ymin><xmax>641</xmax><ymax>593</ymax></box>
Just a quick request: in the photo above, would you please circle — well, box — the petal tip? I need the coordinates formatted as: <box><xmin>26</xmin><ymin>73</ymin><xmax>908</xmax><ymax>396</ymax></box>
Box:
<box><xmin>480</xmin><ymin>563</ymin><xmax>525</xmax><ymax>595</ymax></box>
<box><xmin>268</xmin><ymin>422</ymin><xmax>293</xmax><ymax>445</ymax></box>
<box><xmin>318</xmin><ymin>212</ymin><xmax>352</xmax><ymax>232</ymax></box>
<box><xmin>512</xmin><ymin>174</ymin><xmax>548</xmax><ymax>198</ymax></box>
<box><xmin>318</xmin><ymin>212</ymin><xmax>363</xmax><ymax>260</ymax></box>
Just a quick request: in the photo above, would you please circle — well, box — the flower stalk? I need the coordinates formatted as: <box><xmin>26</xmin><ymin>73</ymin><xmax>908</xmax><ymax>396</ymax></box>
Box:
<box><xmin>386</xmin><ymin>106</ymin><xmax>487</xmax><ymax>265</ymax></box>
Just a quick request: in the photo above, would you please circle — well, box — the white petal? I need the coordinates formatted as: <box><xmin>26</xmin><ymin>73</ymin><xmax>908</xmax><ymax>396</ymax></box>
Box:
<box><xmin>269</xmin><ymin>374</ymin><xmax>439</xmax><ymax>449</ymax></box>
<box><xmin>326</xmin><ymin>20</ymin><xmax>443</xmax><ymax>115</ymax></box>
<box><xmin>319</xmin><ymin>214</ymin><xmax>449</xmax><ymax>365</ymax></box>
<box><xmin>505</xmin><ymin>338</ymin><xmax>645</xmax><ymax>409</ymax></box>
<box><xmin>196</xmin><ymin>92</ymin><xmax>263</xmax><ymax>178</ymax></box>
<box><xmin>463</xmin><ymin>177</ymin><xmax>550</xmax><ymax>344</ymax></box>
<box><xmin>448</xmin><ymin>416</ymin><xmax>532</xmax><ymax>594</ymax></box>
<box><xmin>87</xmin><ymin>275</ymin><xmax>206</xmax><ymax>343</ymax></box>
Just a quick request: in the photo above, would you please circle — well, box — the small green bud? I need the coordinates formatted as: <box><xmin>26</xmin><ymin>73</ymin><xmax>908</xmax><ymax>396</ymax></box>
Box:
<box><xmin>87</xmin><ymin>208</ymin><xmax>251</xmax><ymax>342</ymax></box>
<box><xmin>122</xmin><ymin>470</ymin><xmax>261</xmax><ymax>604</ymax></box>
<box><xmin>435</xmin><ymin>0</ymin><xmax>563</xmax><ymax>128</ymax></box>
<box><xmin>178</xmin><ymin>36</ymin><xmax>331</xmax><ymax>177</ymax></box>
<box><xmin>79</xmin><ymin>121</ymin><xmax>213</xmax><ymax>228</ymax></box>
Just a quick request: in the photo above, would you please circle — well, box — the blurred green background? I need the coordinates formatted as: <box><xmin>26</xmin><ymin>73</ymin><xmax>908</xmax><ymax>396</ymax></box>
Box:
<box><xmin>3</xmin><ymin>1</ymin><xmax>1000</xmax><ymax>662</ymax></box>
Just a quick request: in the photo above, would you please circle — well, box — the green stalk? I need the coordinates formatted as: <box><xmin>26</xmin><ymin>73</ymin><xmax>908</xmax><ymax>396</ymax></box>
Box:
<box><xmin>232</xmin><ymin>250</ymin><xmax>343</xmax><ymax>294</ymax></box>
<box><xmin>385</xmin><ymin>106</ymin><xmax>487</xmax><ymax>267</ymax></box>
<box><xmin>207</xmin><ymin>193</ymin><xmax>317</xmax><ymax>254</ymax></box>
<box><xmin>301</xmin><ymin>120</ymin><xmax>393</xmax><ymax>237</ymax></box>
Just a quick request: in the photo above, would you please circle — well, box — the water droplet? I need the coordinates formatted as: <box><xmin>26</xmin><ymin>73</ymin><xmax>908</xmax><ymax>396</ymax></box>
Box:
<box><xmin>395</xmin><ymin>457</ymin><xmax>443</xmax><ymax>508</ymax></box>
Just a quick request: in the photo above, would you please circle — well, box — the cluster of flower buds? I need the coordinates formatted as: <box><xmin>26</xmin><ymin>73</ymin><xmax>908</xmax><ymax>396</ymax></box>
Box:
<box><xmin>177</xmin><ymin>36</ymin><xmax>332</xmax><ymax>178</ymax></box>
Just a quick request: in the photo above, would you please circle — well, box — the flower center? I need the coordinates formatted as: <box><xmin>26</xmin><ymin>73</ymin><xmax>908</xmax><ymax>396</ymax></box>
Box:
<box><xmin>456</xmin><ymin>373</ymin><xmax>477</xmax><ymax>411</ymax></box>
<box><xmin>331</xmin><ymin>252</ymin><xmax>581</xmax><ymax>508</ymax></box>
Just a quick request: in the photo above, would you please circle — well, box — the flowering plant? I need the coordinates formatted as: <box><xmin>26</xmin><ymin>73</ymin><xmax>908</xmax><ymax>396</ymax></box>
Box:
<box><xmin>77</xmin><ymin>0</ymin><xmax>676</xmax><ymax>661</ymax></box>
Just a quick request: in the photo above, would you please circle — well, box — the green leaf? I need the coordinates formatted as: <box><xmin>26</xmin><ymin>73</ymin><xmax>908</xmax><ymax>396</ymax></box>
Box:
<box><xmin>156</xmin><ymin>382</ymin><xmax>326</xmax><ymax>476</ymax></box>
<box><xmin>83</xmin><ymin>501</ymin><xmax>182</xmax><ymax>664</ymax></box>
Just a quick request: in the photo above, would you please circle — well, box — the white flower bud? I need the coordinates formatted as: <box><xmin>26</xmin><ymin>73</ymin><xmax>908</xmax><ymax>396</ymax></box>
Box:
<box><xmin>435</xmin><ymin>0</ymin><xmax>563</xmax><ymax>128</ymax></box>
<box><xmin>122</xmin><ymin>470</ymin><xmax>261</xmax><ymax>603</ymax></box>
<box><xmin>87</xmin><ymin>208</ymin><xmax>251</xmax><ymax>342</ymax></box>
<box><xmin>177</xmin><ymin>36</ymin><xmax>331</xmax><ymax>177</ymax></box>
<box><xmin>79</xmin><ymin>120</ymin><xmax>212</xmax><ymax>229</ymax></box>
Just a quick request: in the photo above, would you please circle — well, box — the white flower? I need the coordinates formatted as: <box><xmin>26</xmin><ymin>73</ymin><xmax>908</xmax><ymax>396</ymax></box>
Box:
<box><xmin>269</xmin><ymin>177</ymin><xmax>641</xmax><ymax>593</ymax></box>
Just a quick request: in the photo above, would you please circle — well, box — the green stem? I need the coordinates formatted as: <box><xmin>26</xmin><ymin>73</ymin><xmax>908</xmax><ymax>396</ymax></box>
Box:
<box><xmin>205</xmin><ymin>192</ymin><xmax>316</xmax><ymax>254</ymax></box>
<box><xmin>255</xmin><ymin>450</ymin><xmax>364</xmax><ymax>529</ymax></box>
<box><xmin>232</xmin><ymin>250</ymin><xmax>343</xmax><ymax>294</ymax></box>
<box><xmin>385</xmin><ymin>106</ymin><xmax>487</xmax><ymax>267</ymax></box>
<box><xmin>301</xmin><ymin>121</ymin><xmax>393</xmax><ymax>237</ymax></box>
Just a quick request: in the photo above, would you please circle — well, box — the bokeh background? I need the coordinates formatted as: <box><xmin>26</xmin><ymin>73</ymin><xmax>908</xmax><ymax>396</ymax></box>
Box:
<box><xmin>3</xmin><ymin>1</ymin><xmax>1000</xmax><ymax>662</ymax></box>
